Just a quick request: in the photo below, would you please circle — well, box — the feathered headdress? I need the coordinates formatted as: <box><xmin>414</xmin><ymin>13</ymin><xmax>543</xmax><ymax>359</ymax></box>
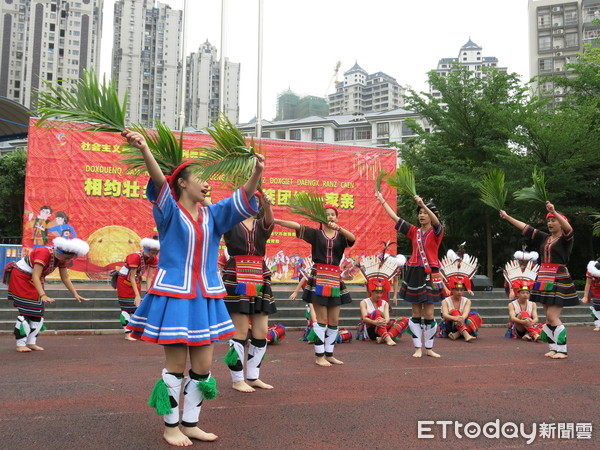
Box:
<box><xmin>53</xmin><ymin>237</ymin><xmax>90</xmax><ymax>256</ymax></box>
<box><xmin>141</xmin><ymin>237</ymin><xmax>160</xmax><ymax>252</ymax></box>
<box><xmin>503</xmin><ymin>260</ymin><xmax>539</xmax><ymax>292</ymax></box>
<box><xmin>360</xmin><ymin>255</ymin><xmax>399</xmax><ymax>292</ymax></box>
<box><xmin>440</xmin><ymin>249</ymin><xmax>478</xmax><ymax>290</ymax></box>
<box><xmin>514</xmin><ymin>250</ymin><xmax>539</xmax><ymax>262</ymax></box>
<box><xmin>587</xmin><ymin>260</ymin><xmax>600</xmax><ymax>278</ymax></box>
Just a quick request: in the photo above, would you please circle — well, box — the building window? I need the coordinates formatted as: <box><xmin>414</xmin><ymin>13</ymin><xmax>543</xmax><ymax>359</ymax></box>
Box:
<box><xmin>356</xmin><ymin>126</ymin><xmax>371</xmax><ymax>140</ymax></box>
<box><xmin>289</xmin><ymin>129</ymin><xmax>301</xmax><ymax>140</ymax></box>
<box><xmin>538</xmin><ymin>36</ymin><xmax>551</xmax><ymax>51</ymax></box>
<box><xmin>401</xmin><ymin>122</ymin><xmax>414</xmax><ymax>136</ymax></box>
<box><xmin>335</xmin><ymin>128</ymin><xmax>354</xmax><ymax>141</ymax></box>
<box><xmin>377</xmin><ymin>122</ymin><xmax>389</xmax><ymax>137</ymax></box>
<box><xmin>565</xmin><ymin>33</ymin><xmax>578</xmax><ymax>48</ymax></box>
<box><xmin>538</xmin><ymin>58</ymin><xmax>553</xmax><ymax>73</ymax></box>
<box><xmin>311</xmin><ymin>127</ymin><xmax>324</xmax><ymax>142</ymax></box>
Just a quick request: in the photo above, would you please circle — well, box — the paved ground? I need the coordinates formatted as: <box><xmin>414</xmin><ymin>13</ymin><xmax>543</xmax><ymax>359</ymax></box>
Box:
<box><xmin>1</xmin><ymin>327</ymin><xmax>599</xmax><ymax>449</ymax></box>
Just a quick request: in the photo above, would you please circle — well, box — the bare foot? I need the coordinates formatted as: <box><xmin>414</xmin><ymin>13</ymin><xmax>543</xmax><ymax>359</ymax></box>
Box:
<box><xmin>26</xmin><ymin>344</ymin><xmax>44</xmax><ymax>351</ymax></box>
<box><xmin>426</xmin><ymin>349</ymin><xmax>441</xmax><ymax>358</ymax></box>
<box><xmin>247</xmin><ymin>379</ymin><xmax>273</xmax><ymax>390</ymax></box>
<box><xmin>412</xmin><ymin>348</ymin><xmax>422</xmax><ymax>358</ymax></box>
<box><xmin>375</xmin><ymin>337</ymin><xmax>383</xmax><ymax>344</ymax></box>
<box><xmin>464</xmin><ymin>333</ymin><xmax>476</xmax><ymax>342</ymax></box>
<box><xmin>448</xmin><ymin>332</ymin><xmax>458</xmax><ymax>341</ymax></box>
<box><xmin>384</xmin><ymin>336</ymin><xmax>397</xmax><ymax>346</ymax></box>
<box><xmin>163</xmin><ymin>426</ymin><xmax>193</xmax><ymax>447</ymax></box>
<box><xmin>124</xmin><ymin>334</ymin><xmax>136</xmax><ymax>341</ymax></box>
<box><xmin>545</xmin><ymin>350</ymin><xmax>557</xmax><ymax>357</ymax></box>
<box><xmin>232</xmin><ymin>381</ymin><xmax>255</xmax><ymax>393</ymax></box>
<box><xmin>315</xmin><ymin>356</ymin><xmax>332</xmax><ymax>367</ymax></box>
<box><xmin>181</xmin><ymin>426</ymin><xmax>218</xmax><ymax>442</ymax></box>
<box><xmin>550</xmin><ymin>353</ymin><xmax>568</xmax><ymax>359</ymax></box>
<box><xmin>594</xmin><ymin>327</ymin><xmax>600</xmax><ymax>332</ymax></box>
<box><xmin>533</xmin><ymin>335</ymin><xmax>541</xmax><ymax>342</ymax></box>
<box><xmin>325</xmin><ymin>356</ymin><xmax>344</xmax><ymax>365</ymax></box>
<box><xmin>522</xmin><ymin>335</ymin><xmax>532</xmax><ymax>341</ymax></box>
<box><xmin>16</xmin><ymin>346</ymin><xmax>32</xmax><ymax>353</ymax></box>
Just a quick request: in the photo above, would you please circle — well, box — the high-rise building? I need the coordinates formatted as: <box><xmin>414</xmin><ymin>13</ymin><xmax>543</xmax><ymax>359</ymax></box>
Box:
<box><xmin>275</xmin><ymin>90</ymin><xmax>329</xmax><ymax>121</ymax></box>
<box><xmin>185</xmin><ymin>40</ymin><xmax>240</xmax><ymax>129</ymax></box>
<box><xmin>327</xmin><ymin>63</ymin><xmax>405</xmax><ymax>116</ymax></box>
<box><xmin>112</xmin><ymin>0</ymin><xmax>182</xmax><ymax>129</ymax></box>
<box><xmin>0</xmin><ymin>0</ymin><xmax>103</xmax><ymax>108</ymax></box>
<box><xmin>430</xmin><ymin>39</ymin><xmax>507</xmax><ymax>98</ymax></box>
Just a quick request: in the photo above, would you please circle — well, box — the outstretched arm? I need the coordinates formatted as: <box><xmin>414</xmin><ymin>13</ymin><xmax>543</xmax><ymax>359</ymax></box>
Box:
<box><xmin>121</xmin><ymin>130</ymin><xmax>165</xmax><ymax>190</ymax></box>
<box><xmin>375</xmin><ymin>191</ymin><xmax>399</xmax><ymax>222</ymax></box>
<box><xmin>275</xmin><ymin>218</ymin><xmax>301</xmax><ymax>230</ymax></box>
<box><xmin>59</xmin><ymin>267</ymin><xmax>89</xmax><ymax>302</ymax></box>
<box><xmin>499</xmin><ymin>209</ymin><xmax>527</xmax><ymax>231</ymax></box>
<box><xmin>244</xmin><ymin>154</ymin><xmax>265</xmax><ymax>200</ymax></box>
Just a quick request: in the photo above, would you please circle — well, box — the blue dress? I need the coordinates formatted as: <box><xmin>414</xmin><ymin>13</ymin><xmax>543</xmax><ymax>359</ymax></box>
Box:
<box><xmin>127</xmin><ymin>180</ymin><xmax>258</xmax><ymax>345</ymax></box>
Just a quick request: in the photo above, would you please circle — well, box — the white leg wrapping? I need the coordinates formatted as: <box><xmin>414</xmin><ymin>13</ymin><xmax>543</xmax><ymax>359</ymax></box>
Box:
<box><xmin>162</xmin><ymin>369</ymin><xmax>183</xmax><ymax>426</ymax></box>
<box><xmin>408</xmin><ymin>318</ymin><xmax>423</xmax><ymax>348</ymax></box>
<box><xmin>227</xmin><ymin>339</ymin><xmax>246</xmax><ymax>383</ymax></box>
<box><xmin>312</xmin><ymin>322</ymin><xmax>326</xmax><ymax>355</ymax></box>
<box><xmin>26</xmin><ymin>318</ymin><xmax>44</xmax><ymax>345</ymax></box>
<box><xmin>542</xmin><ymin>324</ymin><xmax>558</xmax><ymax>353</ymax></box>
<box><xmin>590</xmin><ymin>307</ymin><xmax>600</xmax><ymax>326</ymax></box>
<box><xmin>553</xmin><ymin>324</ymin><xmax>567</xmax><ymax>354</ymax></box>
<box><xmin>247</xmin><ymin>340</ymin><xmax>267</xmax><ymax>380</ymax></box>
<box><xmin>424</xmin><ymin>321</ymin><xmax>438</xmax><ymax>349</ymax></box>
<box><xmin>181</xmin><ymin>376</ymin><xmax>203</xmax><ymax>427</ymax></box>
<box><xmin>14</xmin><ymin>316</ymin><xmax>30</xmax><ymax>347</ymax></box>
<box><xmin>324</xmin><ymin>326</ymin><xmax>338</xmax><ymax>355</ymax></box>
<box><xmin>120</xmin><ymin>311</ymin><xmax>131</xmax><ymax>332</ymax></box>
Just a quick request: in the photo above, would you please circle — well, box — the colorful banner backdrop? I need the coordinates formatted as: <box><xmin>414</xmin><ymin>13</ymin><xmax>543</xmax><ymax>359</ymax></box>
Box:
<box><xmin>24</xmin><ymin>119</ymin><xmax>397</xmax><ymax>282</ymax></box>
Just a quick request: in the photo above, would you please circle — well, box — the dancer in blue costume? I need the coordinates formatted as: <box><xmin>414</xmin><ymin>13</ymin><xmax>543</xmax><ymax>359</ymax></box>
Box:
<box><xmin>122</xmin><ymin>129</ymin><xmax>264</xmax><ymax>446</ymax></box>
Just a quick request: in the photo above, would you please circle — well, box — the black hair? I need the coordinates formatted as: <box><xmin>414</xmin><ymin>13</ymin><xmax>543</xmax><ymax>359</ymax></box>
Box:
<box><xmin>172</xmin><ymin>166</ymin><xmax>192</xmax><ymax>199</ymax></box>
<box><xmin>416</xmin><ymin>201</ymin><xmax>439</xmax><ymax>218</ymax></box>
<box><xmin>40</xmin><ymin>205</ymin><xmax>52</xmax><ymax>212</ymax></box>
<box><xmin>55</xmin><ymin>211</ymin><xmax>69</xmax><ymax>223</ymax></box>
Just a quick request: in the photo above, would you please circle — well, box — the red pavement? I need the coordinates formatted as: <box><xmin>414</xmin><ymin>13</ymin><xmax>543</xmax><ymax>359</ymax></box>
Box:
<box><xmin>1</xmin><ymin>327</ymin><xmax>599</xmax><ymax>449</ymax></box>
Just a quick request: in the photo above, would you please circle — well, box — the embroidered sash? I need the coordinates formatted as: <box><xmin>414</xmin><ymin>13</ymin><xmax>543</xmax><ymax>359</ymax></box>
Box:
<box><xmin>234</xmin><ymin>255</ymin><xmax>264</xmax><ymax>297</ymax></box>
<box><xmin>534</xmin><ymin>263</ymin><xmax>560</xmax><ymax>291</ymax></box>
<box><xmin>429</xmin><ymin>271</ymin><xmax>445</xmax><ymax>290</ymax></box>
<box><xmin>416</xmin><ymin>228</ymin><xmax>431</xmax><ymax>274</ymax></box>
<box><xmin>314</xmin><ymin>263</ymin><xmax>341</xmax><ymax>297</ymax></box>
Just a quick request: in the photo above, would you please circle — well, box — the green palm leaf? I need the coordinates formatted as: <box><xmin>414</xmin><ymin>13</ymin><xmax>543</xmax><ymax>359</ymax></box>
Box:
<box><xmin>191</xmin><ymin>113</ymin><xmax>257</xmax><ymax>182</ymax></box>
<box><xmin>478</xmin><ymin>169</ymin><xmax>508</xmax><ymax>210</ymax></box>
<box><xmin>375</xmin><ymin>168</ymin><xmax>387</xmax><ymax>192</ymax></box>
<box><xmin>288</xmin><ymin>191</ymin><xmax>329</xmax><ymax>225</ymax></box>
<box><xmin>119</xmin><ymin>121</ymin><xmax>185</xmax><ymax>175</ymax></box>
<box><xmin>35</xmin><ymin>68</ymin><xmax>127</xmax><ymax>133</ymax></box>
<box><xmin>513</xmin><ymin>167</ymin><xmax>549</xmax><ymax>204</ymax></box>
<box><xmin>386</xmin><ymin>165</ymin><xmax>417</xmax><ymax>197</ymax></box>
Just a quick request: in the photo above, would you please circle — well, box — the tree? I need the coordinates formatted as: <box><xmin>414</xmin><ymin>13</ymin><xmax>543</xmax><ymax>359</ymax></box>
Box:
<box><xmin>0</xmin><ymin>149</ymin><xmax>27</xmax><ymax>239</ymax></box>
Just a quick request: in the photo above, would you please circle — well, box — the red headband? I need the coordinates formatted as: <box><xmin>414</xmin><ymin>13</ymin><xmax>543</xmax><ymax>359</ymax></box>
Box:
<box><xmin>512</xmin><ymin>279</ymin><xmax>534</xmax><ymax>292</ymax></box>
<box><xmin>546</xmin><ymin>212</ymin><xmax>568</xmax><ymax>222</ymax></box>
<box><xmin>166</xmin><ymin>161</ymin><xmax>196</xmax><ymax>201</ymax></box>
<box><xmin>324</xmin><ymin>203</ymin><xmax>338</xmax><ymax>215</ymax></box>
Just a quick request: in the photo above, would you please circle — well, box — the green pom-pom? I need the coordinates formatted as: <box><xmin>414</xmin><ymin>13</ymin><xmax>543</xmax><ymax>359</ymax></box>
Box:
<box><xmin>120</xmin><ymin>313</ymin><xmax>127</xmax><ymax>326</ymax></box>
<box><xmin>40</xmin><ymin>323</ymin><xmax>47</xmax><ymax>332</ymax></box>
<box><xmin>147</xmin><ymin>378</ymin><xmax>173</xmax><ymax>415</ymax></box>
<box><xmin>306</xmin><ymin>327</ymin><xmax>317</xmax><ymax>343</ymax></box>
<box><xmin>198</xmin><ymin>377</ymin><xmax>218</xmax><ymax>400</ymax></box>
<box><xmin>222</xmin><ymin>346</ymin><xmax>239</xmax><ymax>366</ymax></box>
<box><xmin>19</xmin><ymin>323</ymin><xmax>27</xmax><ymax>336</ymax></box>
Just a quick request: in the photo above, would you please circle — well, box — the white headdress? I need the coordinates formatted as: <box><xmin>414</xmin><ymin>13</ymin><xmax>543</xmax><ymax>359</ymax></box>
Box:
<box><xmin>503</xmin><ymin>260</ymin><xmax>539</xmax><ymax>291</ymax></box>
<box><xmin>141</xmin><ymin>237</ymin><xmax>160</xmax><ymax>251</ymax></box>
<box><xmin>514</xmin><ymin>250</ymin><xmax>539</xmax><ymax>262</ymax></box>
<box><xmin>439</xmin><ymin>250</ymin><xmax>478</xmax><ymax>286</ymax></box>
<box><xmin>53</xmin><ymin>237</ymin><xmax>89</xmax><ymax>256</ymax></box>
<box><xmin>587</xmin><ymin>260</ymin><xmax>600</xmax><ymax>278</ymax></box>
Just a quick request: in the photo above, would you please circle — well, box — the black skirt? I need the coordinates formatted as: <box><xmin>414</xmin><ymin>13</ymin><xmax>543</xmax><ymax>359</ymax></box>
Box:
<box><xmin>222</xmin><ymin>258</ymin><xmax>276</xmax><ymax>315</ymax></box>
<box><xmin>399</xmin><ymin>265</ymin><xmax>444</xmax><ymax>304</ymax></box>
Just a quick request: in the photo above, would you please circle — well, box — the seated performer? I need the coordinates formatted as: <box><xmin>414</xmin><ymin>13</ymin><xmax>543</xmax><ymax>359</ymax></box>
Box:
<box><xmin>581</xmin><ymin>260</ymin><xmax>600</xmax><ymax>332</ymax></box>
<box><xmin>116</xmin><ymin>237</ymin><xmax>159</xmax><ymax>340</ymax></box>
<box><xmin>358</xmin><ymin>254</ymin><xmax>408</xmax><ymax>345</ymax></box>
<box><xmin>503</xmin><ymin>259</ymin><xmax>544</xmax><ymax>341</ymax></box>
<box><xmin>438</xmin><ymin>249</ymin><xmax>481</xmax><ymax>341</ymax></box>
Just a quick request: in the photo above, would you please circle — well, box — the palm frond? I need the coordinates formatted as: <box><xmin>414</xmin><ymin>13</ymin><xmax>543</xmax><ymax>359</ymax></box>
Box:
<box><xmin>386</xmin><ymin>165</ymin><xmax>417</xmax><ymax>197</ymax></box>
<box><xmin>513</xmin><ymin>167</ymin><xmax>549</xmax><ymax>204</ymax></box>
<box><xmin>478</xmin><ymin>169</ymin><xmax>508</xmax><ymax>210</ymax></box>
<box><xmin>288</xmin><ymin>191</ymin><xmax>329</xmax><ymax>225</ymax></box>
<box><xmin>191</xmin><ymin>113</ymin><xmax>257</xmax><ymax>182</ymax></box>
<box><xmin>119</xmin><ymin>121</ymin><xmax>184</xmax><ymax>175</ymax></box>
<box><xmin>35</xmin><ymin>68</ymin><xmax>127</xmax><ymax>132</ymax></box>
<box><xmin>375</xmin><ymin>168</ymin><xmax>387</xmax><ymax>192</ymax></box>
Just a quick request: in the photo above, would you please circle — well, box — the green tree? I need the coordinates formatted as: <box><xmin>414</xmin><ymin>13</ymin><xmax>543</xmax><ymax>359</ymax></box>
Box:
<box><xmin>0</xmin><ymin>149</ymin><xmax>27</xmax><ymax>239</ymax></box>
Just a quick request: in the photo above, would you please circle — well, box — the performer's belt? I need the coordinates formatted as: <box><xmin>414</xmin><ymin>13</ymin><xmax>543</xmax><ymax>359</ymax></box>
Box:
<box><xmin>314</xmin><ymin>263</ymin><xmax>341</xmax><ymax>297</ymax></box>
<box><xmin>234</xmin><ymin>255</ymin><xmax>264</xmax><ymax>297</ymax></box>
<box><xmin>534</xmin><ymin>263</ymin><xmax>561</xmax><ymax>291</ymax></box>
<box><xmin>427</xmin><ymin>271</ymin><xmax>445</xmax><ymax>290</ymax></box>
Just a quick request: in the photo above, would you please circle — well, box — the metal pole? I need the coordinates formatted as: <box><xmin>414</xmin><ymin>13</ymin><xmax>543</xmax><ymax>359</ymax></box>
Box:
<box><xmin>256</xmin><ymin>0</ymin><xmax>264</xmax><ymax>138</ymax></box>
<box><xmin>219</xmin><ymin>0</ymin><xmax>228</xmax><ymax>117</ymax></box>
<box><xmin>178</xmin><ymin>0</ymin><xmax>188</xmax><ymax>130</ymax></box>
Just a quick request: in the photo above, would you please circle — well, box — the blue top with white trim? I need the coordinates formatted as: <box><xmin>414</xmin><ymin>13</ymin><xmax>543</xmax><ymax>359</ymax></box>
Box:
<box><xmin>146</xmin><ymin>180</ymin><xmax>258</xmax><ymax>299</ymax></box>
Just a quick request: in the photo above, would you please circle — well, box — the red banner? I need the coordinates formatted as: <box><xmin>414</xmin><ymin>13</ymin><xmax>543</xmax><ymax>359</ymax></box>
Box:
<box><xmin>23</xmin><ymin>119</ymin><xmax>397</xmax><ymax>281</ymax></box>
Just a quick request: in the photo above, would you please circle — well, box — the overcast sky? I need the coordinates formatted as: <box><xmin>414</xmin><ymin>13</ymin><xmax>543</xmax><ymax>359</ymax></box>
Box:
<box><xmin>100</xmin><ymin>0</ymin><xmax>531</xmax><ymax>124</ymax></box>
